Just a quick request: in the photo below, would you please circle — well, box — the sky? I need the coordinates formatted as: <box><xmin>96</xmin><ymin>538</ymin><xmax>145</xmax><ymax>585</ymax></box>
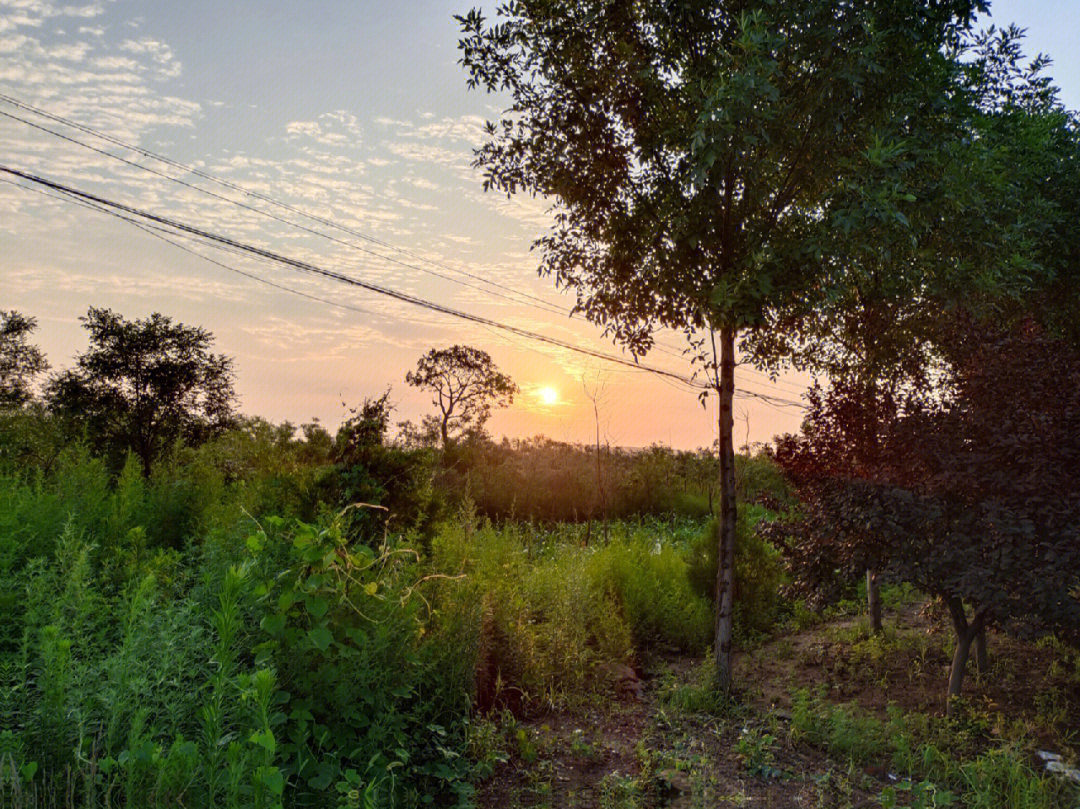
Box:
<box><xmin>1</xmin><ymin>0</ymin><xmax>1076</xmax><ymax>450</ymax></box>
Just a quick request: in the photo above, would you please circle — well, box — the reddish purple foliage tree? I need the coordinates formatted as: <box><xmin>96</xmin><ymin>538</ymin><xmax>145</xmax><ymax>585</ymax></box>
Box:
<box><xmin>773</xmin><ymin>316</ymin><xmax>1080</xmax><ymax>710</ymax></box>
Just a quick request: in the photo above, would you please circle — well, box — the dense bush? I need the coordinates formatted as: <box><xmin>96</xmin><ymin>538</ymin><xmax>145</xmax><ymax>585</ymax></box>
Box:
<box><xmin>428</xmin><ymin>518</ymin><xmax>718</xmax><ymax>714</ymax></box>
<box><xmin>686</xmin><ymin>505</ymin><xmax>789</xmax><ymax>644</ymax></box>
<box><xmin>2</xmin><ymin>420</ymin><xmax>727</xmax><ymax>805</ymax></box>
<box><xmin>431</xmin><ymin>437</ymin><xmax>791</xmax><ymax>525</ymax></box>
<box><xmin>246</xmin><ymin>516</ymin><xmax>475</xmax><ymax>806</ymax></box>
<box><xmin>439</xmin><ymin>437</ymin><xmax>717</xmax><ymax>523</ymax></box>
<box><xmin>2</xmin><ymin>463</ymin><xmax>477</xmax><ymax>807</ymax></box>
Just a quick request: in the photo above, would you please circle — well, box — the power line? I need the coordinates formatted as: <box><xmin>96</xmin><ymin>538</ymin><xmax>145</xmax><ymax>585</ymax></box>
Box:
<box><xmin>1</xmin><ymin>173</ymin><xmax>805</xmax><ymax>409</ymax></box>
<box><xmin>0</xmin><ymin>93</ymin><xmax>562</xmax><ymax>308</ymax></box>
<box><xmin>0</xmin><ymin>106</ymin><xmax>573</xmax><ymax>317</ymax></box>
<box><xmin>0</xmin><ymin>164</ymin><xmax>807</xmax><ymax>410</ymax></box>
<box><xmin>0</xmin><ymin>175</ymin><xmax>378</xmax><ymax>319</ymax></box>
<box><xmin>0</xmin><ymin>164</ymin><xmax>707</xmax><ymax>388</ymax></box>
<box><xmin>0</xmin><ymin>92</ymin><xmax>700</xmax><ymax>362</ymax></box>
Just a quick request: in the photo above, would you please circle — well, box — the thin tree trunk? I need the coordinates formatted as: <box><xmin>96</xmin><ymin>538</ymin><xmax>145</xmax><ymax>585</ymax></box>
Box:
<box><xmin>592</xmin><ymin>397</ymin><xmax>603</xmax><ymax>546</ymax></box>
<box><xmin>867</xmin><ymin>569</ymin><xmax>883</xmax><ymax>634</ymax></box>
<box><xmin>946</xmin><ymin>597</ymin><xmax>985</xmax><ymax>715</ymax></box>
<box><xmin>714</xmin><ymin>327</ymin><xmax>737</xmax><ymax>695</ymax></box>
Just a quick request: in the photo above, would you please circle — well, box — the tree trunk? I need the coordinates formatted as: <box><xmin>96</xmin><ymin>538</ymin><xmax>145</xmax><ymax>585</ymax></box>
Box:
<box><xmin>866</xmin><ymin>569</ymin><xmax>883</xmax><ymax>634</ymax></box>
<box><xmin>714</xmin><ymin>327</ymin><xmax>737</xmax><ymax>695</ymax></box>
<box><xmin>946</xmin><ymin>597</ymin><xmax>985</xmax><ymax>715</ymax></box>
<box><xmin>592</xmin><ymin>404</ymin><xmax>603</xmax><ymax>547</ymax></box>
<box><xmin>140</xmin><ymin>445</ymin><xmax>154</xmax><ymax>479</ymax></box>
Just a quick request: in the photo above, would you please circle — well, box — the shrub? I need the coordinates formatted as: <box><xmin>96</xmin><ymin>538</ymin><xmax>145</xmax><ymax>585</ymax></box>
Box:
<box><xmin>432</xmin><ymin>522</ymin><xmax>635</xmax><ymax>711</ymax></box>
<box><xmin>588</xmin><ymin>526</ymin><xmax>712</xmax><ymax>653</ymax></box>
<box><xmin>248</xmin><ymin>515</ymin><xmax>475</xmax><ymax>807</ymax></box>
<box><xmin>686</xmin><ymin>506</ymin><xmax>788</xmax><ymax>644</ymax></box>
<box><xmin>790</xmin><ymin>690</ymin><xmax>1079</xmax><ymax>808</ymax></box>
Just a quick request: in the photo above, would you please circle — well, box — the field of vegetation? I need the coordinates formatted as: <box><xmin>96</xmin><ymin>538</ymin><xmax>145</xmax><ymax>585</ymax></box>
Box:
<box><xmin>1</xmin><ymin>308</ymin><xmax>1078</xmax><ymax>809</ymax></box>
<box><xmin>4</xmin><ymin>1</ymin><xmax>1080</xmax><ymax>807</ymax></box>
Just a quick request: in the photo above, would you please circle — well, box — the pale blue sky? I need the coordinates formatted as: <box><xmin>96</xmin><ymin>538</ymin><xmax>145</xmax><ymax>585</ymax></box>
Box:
<box><xmin>1</xmin><ymin>1</ymin><xmax>1076</xmax><ymax>448</ymax></box>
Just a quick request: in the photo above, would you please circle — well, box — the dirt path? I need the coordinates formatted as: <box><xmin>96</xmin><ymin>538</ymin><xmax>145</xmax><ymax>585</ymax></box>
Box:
<box><xmin>473</xmin><ymin>643</ymin><xmax>882</xmax><ymax>808</ymax></box>
<box><xmin>474</xmin><ymin>601</ymin><xmax>1079</xmax><ymax>807</ymax></box>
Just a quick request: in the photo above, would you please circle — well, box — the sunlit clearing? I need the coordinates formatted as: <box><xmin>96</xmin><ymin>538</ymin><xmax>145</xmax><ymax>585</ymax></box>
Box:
<box><xmin>539</xmin><ymin>386</ymin><xmax>558</xmax><ymax>405</ymax></box>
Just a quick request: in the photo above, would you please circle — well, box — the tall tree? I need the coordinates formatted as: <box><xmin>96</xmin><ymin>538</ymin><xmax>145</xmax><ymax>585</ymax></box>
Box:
<box><xmin>405</xmin><ymin>345</ymin><xmax>518</xmax><ymax>448</ymax></box>
<box><xmin>47</xmin><ymin>307</ymin><xmax>236</xmax><ymax>476</ymax></box>
<box><xmin>0</xmin><ymin>310</ymin><xmax>49</xmax><ymax>407</ymax></box>
<box><xmin>458</xmin><ymin>0</ymin><xmax>984</xmax><ymax>692</ymax></box>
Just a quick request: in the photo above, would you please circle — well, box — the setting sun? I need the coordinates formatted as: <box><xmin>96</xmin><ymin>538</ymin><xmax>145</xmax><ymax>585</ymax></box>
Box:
<box><xmin>539</xmin><ymin>386</ymin><xmax>558</xmax><ymax>405</ymax></box>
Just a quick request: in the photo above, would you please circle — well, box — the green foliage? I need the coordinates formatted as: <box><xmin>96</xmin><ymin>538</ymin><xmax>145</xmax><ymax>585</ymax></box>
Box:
<box><xmin>431</xmin><ymin>518</ymin><xmax>717</xmax><ymax>712</ymax></box>
<box><xmin>0</xmin><ymin>310</ymin><xmax>49</xmax><ymax>408</ymax></box>
<box><xmin>433</xmin><ymin>521</ymin><xmax>635</xmax><ymax>708</ymax></box>
<box><xmin>404</xmin><ymin>344</ymin><xmax>518</xmax><ymax>447</ymax></box>
<box><xmin>447</xmin><ymin>437</ymin><xmax>722</xmax><ymax>523</ymax></box>
<box><xmin>332</xmin><ymin>392</ymin><xmax>442</xmax><ymax>544</ymax></box>
<box><xmin>7</xmin><ymin>356</ymin><xmax>1077</xmax><ymax>808</ymax></box>
<box><xmin>656</xmin><ymin>660</ymin><xmax>732</xmax><ymax>717</ymax></box>
<box><xmin>248</xmin><ymin>515</ymin><xmax>474</xmax><ymax>807</ymax></box>
<box><xmin>789</xmin><ymin>690</ymin><xmax>1078</xmax><ymax>808</ymax></box>
<box><xmin>686</xmin><ymin>506</ymin><xmax>788</xmax><ymax>644</ymax></box>
<box><xmin>589</xmin><ymin>528</ymin><xmax>712</xmax><ymax>653</ymax></box>
<box><xmin>735</xmin><ymin>726</ymin><xmax>787</xmax><ymax>780</ymax></box>
<box><xmin>0</xmin><ymin>436</ymin><xmax>473</xmax><ymax>806</ymax></box>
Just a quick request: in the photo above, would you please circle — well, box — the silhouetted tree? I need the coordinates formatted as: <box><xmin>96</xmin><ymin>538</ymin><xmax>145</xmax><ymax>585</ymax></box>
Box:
<box><xmin>0</xmin><ymin>310</ymin><xmax>49</xmax><ymax>407</ymax></box>
<box><xmin>47</xmin><ymin>307</ymin><xmax>236</xmax><ymax>476</ymax></box>
<box><xmin>405</xmin><ymin>345</ymin><xmax>517</xmax><ymax>448</ymax></box>
<box><xmin>774</xmin><ymin>317</ymin><xmax>1080</xmax><ymax>712</ymax></box>
<box><xmin>333</xmin><ymin>391</ymin><xmax>438</xmax><ymax>541</ymax></box>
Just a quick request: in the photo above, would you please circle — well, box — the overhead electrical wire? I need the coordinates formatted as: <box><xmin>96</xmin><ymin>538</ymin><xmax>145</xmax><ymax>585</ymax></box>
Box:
<box><xmin>0</xmin><ymin>175</ymin><xmax>377</xmax><ymax>320</ymax></box>
<box><xmin>0</xmin><ymin>163</ymin><xmax>807</xmax><ymax>409</ymax></box>
<box><xmin>0</xmin><ymin>106</ymin><xmax>575</xmax><ymax>318</ymax></box>
<box><xmin>0</xmin><ymin>93</ymin><xmax>564</xmax><ymax>308</ymax></box>
<box><xmin>0</xmin><ymin>92</ymin><xmax>700</xmax><ymax>362</ymax></box>
<box><xmin>0</xmin><ymin>164</ymin><xmax>710</xmax><ymax>390</ymax></box>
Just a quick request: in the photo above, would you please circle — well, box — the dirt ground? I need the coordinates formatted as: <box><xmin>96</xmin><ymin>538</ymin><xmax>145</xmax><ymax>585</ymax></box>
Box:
<box><xmin>474</xmin><ymin>602</ymin><xmax>1080</xmax><ymax>808</ymax></box>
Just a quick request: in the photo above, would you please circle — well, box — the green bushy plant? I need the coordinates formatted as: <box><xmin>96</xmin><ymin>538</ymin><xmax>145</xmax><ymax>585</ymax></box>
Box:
<box><xmin>433</xmin><ymin>521</ymin><xmax>635</xmax><ymax>710</ymax></box>
<box><xmin>588</xmin><ymin>527</ymin><xmax>712</xmax><ymax>653</ymax></box>
<box><xmin>790</xmin><ymin>690</ymin><xmax>1079</xmax><ymax>807</ymax></box>
<box><xmin>249</xmin><ymin>514</ymin><xmax>474</xmax><ymax>807</ymax></box>
<box><xmin>686</xmin><ymin>505</ymin><xmax>787</xmax><ymax>644</ymax></box>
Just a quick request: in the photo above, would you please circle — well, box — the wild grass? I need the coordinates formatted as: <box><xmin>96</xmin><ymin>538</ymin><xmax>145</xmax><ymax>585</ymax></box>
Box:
<box><xmin>789</xmin><ymin>689</ymin><xmax>1079</xmax><ymax>808</ymax></box>
<box><xmin>4</xmin><ymin>435</ymin><xmax>1076</xmax><ymax>808</ymax></box>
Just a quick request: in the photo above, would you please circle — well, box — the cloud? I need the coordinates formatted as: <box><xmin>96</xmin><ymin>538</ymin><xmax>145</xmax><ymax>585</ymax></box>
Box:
<box><xmin>384</xmin><ymin>140</ymin><xmax>467</xmax><ymax>168</ymax></box>
<box><xmin>48</xmin><ymin>39</ymin><xmax>89</xmax><ymax>60</ymax></box>
<box><xmin>61</xmin><ymin>3</ymin><xmax>103</xmax><ymax>18</ymax></box>
<box><xmin>410</xmin><ymin>114</ymin><xmax>486</xmax><ymax>142</ymax></box>
<box><xmin>283</xmin><ymin>111</ymin><xmax>362</xmax><ymax>147</ymax></box>
<box><xmin>119</xmin><ymin>36</ymin><xmax>182</xmax><ymax>77</ymax></box>
<box><xmin>286</xmin><ymin>120</ymin><xmax>321</xmax><ymax>138</ymax></box>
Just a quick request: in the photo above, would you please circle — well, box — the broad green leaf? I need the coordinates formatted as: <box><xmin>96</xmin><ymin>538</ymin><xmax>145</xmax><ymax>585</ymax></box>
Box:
<box><xmin>308</xmin><ymin>625</ymin><xmax>334</xmax><ymax>652</ymax></box>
